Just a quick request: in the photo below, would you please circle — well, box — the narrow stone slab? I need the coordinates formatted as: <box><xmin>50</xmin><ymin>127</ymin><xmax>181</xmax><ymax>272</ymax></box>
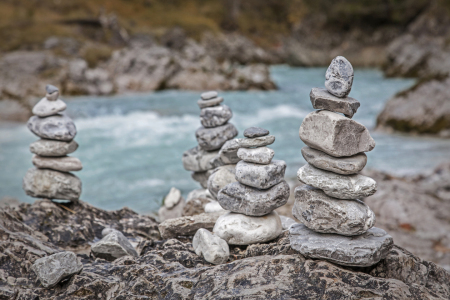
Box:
<box><xmin>196</xmin><ymin>123</ymin><xmax>238</xmax><ymax>151</ymax></box>
<box><xmin>325</xmin><ymin>56</ymin><xmax>354</xmax><ymax>98</ymax></box>
<box><xmin>237</xmin><ymin>147</ymin><xmax>274</xmax><ymax>164</ymax></box>
<box><xmin>292</xmin><ymin>185</ymin><xmax>375</xmax><ymax>236</ymax></box>
<box><xmin>235</xmin><ymin>160</ymin><xmax>286</xmax><ymax>189</ymax></box>
<box><xmin>30</xmin><ymin>139</ymin><xmax>78</xmax><ymax>157</ymax></box>
<box><xmin>243</xmin><ymin>127</ymin><xmax>269</xmax><ymax>138</ymax></box>
<box><xmin>207</xmin><ymin>164</ymin><xmax>236</xmax><ymax>199</ymax></box>
<box><xmin>218</xmin><ymin>139</ymin><xmax>241</xmax><ymax>164</ymax></box>
<box><xmin>159</xmin><ymin>212</ymin><xmax>224</xmax><ymax>239</ymax></box>
<box><xmin>201</xmin><ymin>91</ymin><xmax>218</xmax><ymax>100</ymax></box>
<box><xmin>28</xmin><ymin>113</ymin><xmax>77</xmax><ymax>142</ymax></box>
<box><xmin>182</xmin><ymin>146</ymin><xmax>219</xmax><ymax>172</ymax></box>
<box><xmin>301</xmin><ymin>146</ymin><xmax>367</xmax><ymax>175</ymax></box>
<box><xmin>193</xmin><ymin>228</ymin><xmax>229</xmax><ymax>265</ymax></box>
<box><xmin>198</xmin><ymin>97</ymin><xmax>224</xmax><ymax>109</ymax></box>
<box><xmin>310</xmin><ymin>88</ymin><xmax>360</xmax><ymax>118</ymax></box>
<box><xmin>91</xmin><ymin>230</ymin><xmax>138</xmax><ymax>261</ymax></box>
<box><xmin>289</xmin><ymin>223</ymin><xmax>393</xmax><ymax>267</ymax></box>
<box><xmin>32</xmin><ymin>97</ymin><xmax>67</xmax><ymax>117</ymax></box>
<box><xmin>299</xmin><ymin>110</ymin><xmax>375</xmax><ymax>157</ymax></box>
<box><xmin>297</xmin><ymin>164</ymin><xmax>377</xmax><ymax>199</ymax></box>
<box><xmin>32</xmin><ymin>155</ymin><xmax>82</xmax><ymax>172</ymax></box>
<box><xmin>200</xmin><ymin>105</ymin><xmax>232</xmax><ymax>128</ymax></box>
<box><xmin>217</xmin><ymin>180</ymin><xmax>290</xmax><ymax>216</ymax></box>
<box><xmin>237</xmin><ymin>135</ymin><xmax>275</xmax><ymax>148</ymax></box>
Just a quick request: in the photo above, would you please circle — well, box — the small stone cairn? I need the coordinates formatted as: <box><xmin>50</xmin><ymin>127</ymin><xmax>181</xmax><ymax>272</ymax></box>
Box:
<box><xmin>289</xmin><ymin>56</ymin><xmax>394</xmax><ymax>267</ymax></box>
<box><xmin>213</xmin><ymin>127</ymin><xmax>290</xmax><ymax>245</ymax></box>
<box><xmin>23</xmin><ymin>85</ymin><xmax>82</xmax><ymax>202</ymax></box>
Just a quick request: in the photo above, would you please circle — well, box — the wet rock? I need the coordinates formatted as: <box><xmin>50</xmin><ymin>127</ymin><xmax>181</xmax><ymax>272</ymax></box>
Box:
<box><xmin>27</xmin><ymin>113</ymin><xmax>77</xmax><ymax>142</ymax></box>
<box><xmin>164</xmin><ymin>187</ymin><xmax>182</xmax><ymax>209</ymax></box>
<box><xmin>197</xmin><ymin>97</ymin><xmax>224</xmax><ymax>109</ymax></box>
<box><xmin>158</xmin><ymin>197</ymin><xmax>185</xmax><ymax>222</ymax></box>
<box><xmin>204</xmin><ymin>200</ymin><xmax>228</xmax><ymax>213</ymax></box>
<box><xmin>235</xmin><ymin>160</ymin><xmax>286</xmax><ymax>189</ymax></box>
<box><xmin>325</xmin><ymin>56</ymin><xmax>354</xmax><ymax>98</ymax></box>
<box><xmin>218</xmin><ymin>139</ymin><xmax>241</xmax><ymax>164</ymax></box>
<box><xmin>91</xmin><ymin>230</ymin><xmax>138</xmax><ymax>261</ymax></box>
<box><xmin>201</xmin><ymin>91</ymin><xmax>218</xmax><ymax>100</ymax></box>
<box><xmin>159</xmin><ymin>212</ymin><xmax>224</xmax><ymax>239</ymax></box>
<box><xmin>191</xmin><ymin>170</ymin><xmax>215</xmax><ymax>189</ymax></box>
<box><xmin>200</xmin><ymin>105</ymin><xmax>233</xmax><ymax>128</ymax></box>
<box><xmin>299</xmin><ymin>110</ymin><xmax>375</xmax><ymax>157</ymax></box>
<box><xmin>30</xmin><ymin>139</ymin><xmax>78</xmax><ymax>157</ymax></box>
<box><xmin>182</xmin><ymin>146</ymin><xmax>219</xmax><ymax>172</ymax></box>
<box><xmin>279</xmin><ymin>215</ymin><xmax>297</xmax><ymax>231</ymax></box>
<box><xmin>32</xmin><ymin>98</ymin><xmax>66</xmax><ymax>117</ymax></box>
<box><xmin>310</xmin><ymin>87</ymin><xmax>360</xmax><ymax>118</ymax></box>
<box><xmin>207</xmin><ymin>164</ymin><xmax>237</xmax><ymax>199</ymax></box>
<box><xmin>238</xmin><ymin>135</ymin><xmax>275</xmax><ymax>148</ymax></box>
<box><xmin>193</xmin><ymin>228</ymin><xmax>229</xmax><ymax>265</ymax></box>
<box><xmin>237</xmin><ymin>146</ymin><xmax>274</xmax><ymax>164</ymax></box>
<box><xmin>32</xmin><ymin>155</ymin><xmax>82</xmax><ymax>172</ymax></box>
<box><xmin>196</xmin><ymin>123</ymin><xmax>238</xmax><ymax>151</ymax></box>
<box><xmin>243</xmin><ymin>127</ymin><xmax>269</xmax><ymax>138</ymax></box>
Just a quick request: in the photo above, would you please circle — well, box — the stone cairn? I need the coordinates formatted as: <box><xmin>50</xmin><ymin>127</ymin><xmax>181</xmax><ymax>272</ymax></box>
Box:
<box><xmin>289</xmin><ymin>56</ymin><xmax>394</xmax><ymax>267</ymax></box>
<box><xmin>23</xmin><ymin>85</ymin><xmax>82</xmax><ymax>202</ymax></box>
<box><xmin>213</xmin><ymin>127</ymin><xmax>290</xmax><ymax>245</ymax></box>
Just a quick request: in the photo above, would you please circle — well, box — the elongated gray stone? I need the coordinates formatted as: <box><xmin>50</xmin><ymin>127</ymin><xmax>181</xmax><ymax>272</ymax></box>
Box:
<box><xmin>217</xmin><ymin>180</ymin><xmax>290</xmax><ymax>216</ymax></box>
<box><xmin>200</xmin><ymin>105</ymin><xmax>232</xmax><ymax>128</ymax></box>
<box><xmin>235</xmin><ymin>160</ymin><xmax>286</xmax><ymax>189</ymax></box>
<box><xmin>201</xmin><ymin>91</ymin><xmax>218</xmax><ymax>100</ymax></box>
<box><xmin>91</xmin><ymin>230</ymin><xmax>138</xmax><ymax>261</ymax></box>
<box><xmin>32</xmin><ymin>97</ymin><xmax>67</xmax><ymax>117</ymax></box>
<box><xmin>292</xmin><ymin>185</ymin><xmax>375</xmax><ymax>236</ymax></box>
<box><xmin>23</xmin><ymin>168</ymin><xmax>81</xmax><ymax>201</ymax></box>
<box><xmin>237</xmin><ymin>147</ymin><xmax>274</xmax><ymax>164</ymax></box>
<box><xmin>198</xmin><ymin>97</ymin><xmax>224</xmax><ymax>109</ymax></box>
<box><xmin>297</xmin><ymin>164</ymin><xmax>377</xmax><ymax>199</ymax></box>
<box><xmin>28</xmin><ymin>113</ymin><xmax>77</xmax><ymax>142</ymax></box>
<box><xmin>301</xmin><ymin>146</ymin><xmax>367</xmax><ymax>175</ymax></box>
<box><xmin>159</xmin><ymin>212</ymin><xmax>224</xmax><ymax>239</ymax></box>
<box><xmin>196</xmin><ymin>123</ymin><xmax>238</xmax><ymax>151</ymax></box>
<box><xmin>30</xmin><ymin>139</ymin><xmax>78</xmax><ymax>157</ymax></box>
<box><xmin>192</xmin><ymin>170</ymin><xmax>214</xmax><ymax>189</ymax></box>
<box><xmin>325</xmin><ymin>56</ymin><xmax>354</xmax><ymax>98</ymax></box>
<box><xmin>218</xmin><ymin>139</ymin><xmax>241</xmax><ymax>164</ymax></box>
<box><xmin>193</xmin><ymin>228</ymin><xmax>229</xmax><ymax>265</ymax></box>
<box><xmin>243</xmin><ymin>127</ymin><xmax>269</xmax><ymax>138</ymax></box>
<box><xmin>238</xmin><ymin>135</ymin><xmax>275</xmax><ymax>148</ymax></box>
<box><xmin>31</xmin><ymin>251</ymin><xmax>83</xmax><ymax>288</ymax></box>
<box><xmin>32</xmin><ymin>155</ymin><xmax>82</xmax><ymax>172</ymax></box>
<box><xmin>207</xmin><ymin>164</ymin><xmax>236</xmax><ymax>199</ymax></box>
<box><xmin>310</xmin><ymin>88</ymin><xmax>360</xmax><ymax>118</ymax></box>
<box><xmin>289</xmin><ymin>223</ymin><xmax>393</xmax><ymax>267</ymax></box>
<box><xmin>182</xmin><ymin>146</ymin><xmax>219</xmax><ymax>172</ymax></box>
<box><xmin>299</xmin><ymin>110</ymin><xmax>375</xmax><ymax>157</ymax></box>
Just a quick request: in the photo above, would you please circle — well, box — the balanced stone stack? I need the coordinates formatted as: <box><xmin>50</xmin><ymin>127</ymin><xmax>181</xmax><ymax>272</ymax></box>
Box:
<box><xmin>23</xmin><ymin>85</ymin><xmax>82</xmax><ymax>202</ymax></box>
<box><xmin>213</xmin><ymin>127</ymin><xmax>289</xmax><ymax>245</ymax></box>
<box><xmin>289</xmin><ymin>56</ymin><xmax>394</xmax><ymax>267</ymax></box>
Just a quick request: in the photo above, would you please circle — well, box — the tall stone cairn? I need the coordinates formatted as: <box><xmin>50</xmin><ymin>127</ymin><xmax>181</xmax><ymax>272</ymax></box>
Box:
<box><xmin>23</xmin><ymin>85</ymin><xmax>82</xmax><ymax>201</ymax></box>
<box><xmin>213</xmin><ymin>127</ymin><xmax>289</xmax><ymax>245</ymax></box>
<box><xmin>288</xmin><ymin>56</ymin><xmax>394</xmax><ymax>267</ymax></box>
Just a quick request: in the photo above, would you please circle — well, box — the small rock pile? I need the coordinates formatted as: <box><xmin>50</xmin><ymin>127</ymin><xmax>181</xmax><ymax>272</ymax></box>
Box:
<box><xmin>158</xmin><ymin>187</ymin><xmax>186</xmax><ymax>222</ymax></box>
<box><xmin>289</xmin><ymin>56</ymin><xmax>394</xmax><ymax>267</ymax></box>
<box><xmin>23</xmin><ymin>85</ymin><xmax>82</xmax><ymax>201</ymax></box>
<box><xmin>213</xmin><ymin>127</ymin><xmax>290</xmax><ymax>245</ymax></box>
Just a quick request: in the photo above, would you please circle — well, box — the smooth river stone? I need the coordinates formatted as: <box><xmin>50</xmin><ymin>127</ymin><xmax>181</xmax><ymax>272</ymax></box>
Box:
<box><xmin>201</xmin><ymin>91</ymin><xmax>218</xmax><ymax>100</ymax></box>
<box><xmin>200</xmin><ymin>105</ymin><xmax>232</xmax><ymax>128</ymax></box>
<box><xmin>217</xmin><ymin>180</ymin><xmax>290</xmax><ymax>216</ymax></box>
<box><xmin>292</xmin><ymin>185</ymin><xmax>375</xmax><ymax>236</ymax></box>
<box><xmin>235</xmin><ymin>160</ymin><xmax>286</xmax><ymax>189</ymax></box>
<box><xmin>32</xmin><ymin>97</ymin><xmax>67</xmax><ymax>117</ymax></box>
<box><xmin>207</xmin><ymin>164</ymin><xmax>237</xmax><ymax>199</ymax></box>
<box><xmin>193</xmin><ymin>228</ymin><xmax>229</xmax><ymax>265</ymax></box>
<box><xmin>27</xmin><ymin>113</ymin><xmax>77</xmax><ymax>142</ymax></box>
<box><xmin>301</xmin><ymin>146</ymin><xmax>367</xmax><ymax>175</ymax></box>
<box><xmin>46</xmin><ymin>84</ymin><xmax>59</xmax><ymax>101</ymax></box>
<box><xmin>310</xmin><ymin>87</ymin><xmax>360</xmax><ymax>118</ymax></box>
<box><xmin>182</xmin><ymin>146</ymin><xmax>219</xmax><ymax>172</ymax></box>
<box><xmin>297</xmin><ymin>164</ymin><xmax>377</xmax><ymax>199</ymax></box>
<box><xmin>325</xmin><ymin>56</ymin><xmax>354</xmax><ymax>98</ymax></box>
<box><xmin>299</xmin><ymin>110</ymin><xmax>375</xmax><ymax>157</ymax></box>
<box><xmin>213</xmin><ymin>211</ymin><xmax>282</xmax><ymax>245</ymax></box>
<box><xmin>32</xmin><ymin>155</ymin><xmax>82</xmax><ymax>172</ymax></box>
<box><xmin>237</xmin><ymin>147</ymin><xmax>274</xmax><ymax>164</ymax></box>
<box><xmin>198</xmin><ymin>97</ymin><xmax>224</xmax><ymax>109</ymax></box>
<box><xmin>237</xmin><ymin>135</ymin><xmax>275</xmax><ymax>148</ymax></box>
<box><xmin>289</xmin><ymin>223</ymin><xmax>393</xmax><ymax>267</ymax></box>
<box><xmin>30</xmin><ymin>139</ymin><xmax>78</xmax><ymax>157</ymax></box>
<box><xmin>23</xmin><ymin>168</ymin><xmax>81</xmax><ymax>201</ymax></box>
<box><xmin>243</xmin><ymin>127</ymin><xmax>269</xmax><ymax>138</ymax></box>
<box><xmin>91</xmin><ymin>230</ymin><xmax>138</xmax><ymax>261</ymax></box>
<box><xmin>218</xmin><ymin>139</ymin><xmax>241</xmax><ymax>164</ymax></box>
<box><xmin>196</xmin><ymin>123</ymin><xmax>238</xmax><ymax>151</ymax></box>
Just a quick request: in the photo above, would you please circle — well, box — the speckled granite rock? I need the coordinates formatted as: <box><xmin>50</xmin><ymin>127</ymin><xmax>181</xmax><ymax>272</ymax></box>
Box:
<box><xmin>182</xmin><ymin>146</ymin><xmax>219</xmax><ymax>172</ymax></box>
<box><xmin>218</xmin><ymin>139</ymin><xmax>241</xmax><ymax>164</ymax></box>
<box><xmin>207</xmin><ymin>164</ymin><xmax>237</xmax><ymax>199</ymax></box>
<box><xmin>235</xmin><ymin>160</ymin><xmax>286</xmax><ymax>189</ymax></box>
<box><xmin>325</xmin><ymin>56</ymin><xmax>354</xmax><ymax>98</ymax></box>
<box><xmin>237</xmin><ymin>147</ymin><xmax>274</xmax><ymax>164</ymax></box>
<box><xmin>196</xmin><ymin>123</ymin><xmax>238</xmax><ymax>151</ymax></box>
<box><xmin>27</xmin><ymin>113</ymin><xmax>77</xmax><ymax>142</ymax></box>
<box><xmin>30</xmin><ymin>139</ymin><xmax>78</xmax><ymax>157</ymax></box>
<box><xmin>200</xmin><ymin>105</ymin><xmax>232</xmax><ymax>128</ymax></box>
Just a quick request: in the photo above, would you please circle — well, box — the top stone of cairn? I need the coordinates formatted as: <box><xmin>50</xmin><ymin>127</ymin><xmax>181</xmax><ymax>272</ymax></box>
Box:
<box><xmin>243</xmin><ymin>127</ymin><xmax>269</xmax><ymax>138</ymax></box>
<box><xmin>201</xmin><ymin>91</ymin><xmax>218</xmax><ymax>100</ymax></box>
<box><xmin>325</xmin><ymin>56</ymin><xmax>354</xmax><ymax>98</ymax></box>
<box><xmin>46</xmin><ymin>84</ymin><xmax>60</xmax><ymax>101</ymax></box>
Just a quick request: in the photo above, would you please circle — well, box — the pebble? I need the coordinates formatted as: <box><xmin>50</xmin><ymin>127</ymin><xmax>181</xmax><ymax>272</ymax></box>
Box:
<box><xmin>200</xmin><ymin>105</ymin><xmax>233</xmax><ymax>128</ymax></box>
<box><xmin>158</xmin><ymin>212</ymin><xmax>224</xmax><ymax>239</ymax></box>
<box><xmin>207</xmin><ymin>164</ymin><xmax>236</xmax><ymax>199</ymax></box>
<box><xmin>196</xmin><ymin>123</ymin><xmax>238</xmax><ymax>151</ymax></box>
<box><xmin>197</xmin><ymin>97</ymin><xmax>224</xmax><ymax>109</ymax></box>
<box><xmin>32</xmin><ymin>155</ymin><xmax>82</xmax><ymax>172</ymax></box>
<box><xmin>182</xmin><ymin>146</ymin><xmax>219</xmax><ymax>172</ymax></box>
<box><xmin>164</xmin><ymin>187</ymin><xmax>183</xmax><ymax>209</ymax></box>
<box><xmin>193</xmin><ymin>228</ymin><xmax>229</xmax><ymax>265</ymax></box>
<box><xmin>91</xmin><ymin>230</ymin><xmax>138</xmax><ymax>261</ymax></box>
<box><xmin>325</xmin><ymin>56</ymin><xmax>354</xmax><ymax>98</ymax></box>
<box><xmin>235</xmin><ymin>160</ymin><xmax>286</xmax><ymax>190</ymax></box>
<box><xmin>201</xmin><ymin>91</ymin><xmax>218</xmax><ymax>100</ymax></box>
<box><xmin>32</xmin><ymin>97</ymin><xmax>67</xmax><ymax>117</ymax></box>
<box><xmin>191</xmin><ymin>170</ymin><xmax>215</xmax><ymax>189</ymax></box>
<box><xmin>30</xmin><ymin>139</ymin><xmax>78</xmax><ymax>157</ymax></box>
<box><xmin>310</xmin><ymin>87</ymin><xmax>360</xmax><ymax>118</ymax></box>
<box><xmin>238</xmin><ymin>135</ymin><xmax>275</xmax><ymax>148</ymax></box>
<box><xmin>237</xmin><ymin>147</ymin><xmax>274</xmax><ymax>165</ymax></box>
<box><xmin>243</xmin><ymin>127</ymin><xmax>269</xmax><ymax>138</ymax></box>
<box><xmin>218</xmin><ymin>139</ymin><xmax>241</xmax><ymax>164</ymax></box>
<box><xmin>28</xmin><ymin>113</ymin><xmax>77</xmax><ymax>142</ymax></box>
<box><xmin>159</xmin><ymin>197</ymin><xmax>185</xmax><ymax>222</ymax></box>
<box><xmin>46</xmin><ymin>84</ymin><xmax>60</xmax><ymax>101</ymax></box>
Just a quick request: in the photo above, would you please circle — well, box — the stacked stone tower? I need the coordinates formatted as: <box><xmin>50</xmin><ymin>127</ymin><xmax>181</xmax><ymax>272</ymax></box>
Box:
<box><xmin>23</xmin><ymin>85</ymin><xmax>82</xmax><ymax>202</ymax></box>
<box><xmin>289</xmin><ymin>56</ymin><xmax>393</xmax><ymax>267</ymax></box>
<box><xmin>213</xmin><ymin>127</ymin><xmax>290</xmax><ymax>245</ymax></box>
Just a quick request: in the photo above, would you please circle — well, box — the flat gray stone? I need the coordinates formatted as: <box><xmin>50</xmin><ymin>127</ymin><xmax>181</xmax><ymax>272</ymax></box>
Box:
<box><xmin>201</xmin><ymin>91</ymin><xmax>218</xmax><ymax>100</ymax></box>
<box><xmin>28</xmin><ymin>113</ymin><xmax>77</xmax><ymax>142</ymax></box>
<box><xmin>217</xmin><ymin>180</ymin><xmax>290</xmax><ymax>216</ymax></box>
<box><xmin>299</xmin><ymin>110</ymin><xmax>375</xmax><ymax>157</ymax></box>
<box><xmin>200</xmin><ymin>105</ymin><xmax>232</xmax><ymax>128</ymax></box>
<box><xmin>159</xmin><ymin>197</ymin><xmax>185</xmax><ymax>222</ymax></box>
<box><xmin>213</xmin><ymin>211</ymin><xmax>282</xmax><ymax>245</ymax></box>
<box><xmin>182</xmin><ymin>146</ymin><xmax>219</xmax><ymax>172</ymax></box>
<box><xmin>30</xmin><ymin>139</ymin><xmax>78</xmax><ymax>157</ymax></box>
<box><xmin>196</xmin><ymin>123</ymin><xmax>238</xmax><ymax>151</ymax></box>
<box><xmin>207</xmin><ymin>164</ymin><xmax>237</xmax><ymax>199</ymax></box>
<box><xmin>238</xmin><ymin>135</ymin><xmax>275</xmax><ymax>148</ymax></box>
<box><xmin>325</xmin><ymin>56</ymin><xmax>354</xmax><ymax>98</ymax></box>
<box><xmin>31</xmin><ymin>251</ymin><xmax>83</xmax><ymax>288</ymax></box>
<box><xmin>289</xmin><ymin>223</ymin><xmax>393</xmax><ymax>267</ymax></box>
<box><xmin>91</xmin><ymin>230</ymin><xmax>138</xmax><ymax>261</ymax></box>
<box><xmin>164</xmin><ymin>187</ymin><xmax>182</xmax><ymax>209</ymax></box>
<box><xmin>237</xmin><ymin>147</ymin><xmax>274</xmax><ymax>164</ymax></box>
<box><xmin>292</xmin><ymin>185</ymin><xmax>375</xmax><ymax>236</ymax></box>
<box><xmin>32</xmin><ymin>155</ymin><xmax>82</xmax><ymax>172</ymax></box>
<box><xmin>297</xmin><ymin>164</ymin><xmax>377</xmax><ymax>199</ymax></box>
<box><xmin>243</xmin><ymin>127</ymin><xmax>269</xmax><ymax>138</ymax></box>
<box><xmin>193</xmin><ymin>228</ymin><xmax>229</xmax><ymax>265</ymax></box>
<box><xmin>310</xmin><ymin>88</ymin><xmax>360</xmax><ymax>118</ymax></box>
<box><xmin>218</xmin><ymin>139</ymin><xmax>241</xmax><ymax>164</ymax></box>
<box><xmin>301</xmin><ymin>146</ymin><xmax>367</xmax><ymax>175</ymax></box>
<box><xmin>159</xmin><ymin>212</ymin><xmax>224</xmax><ymax>239</ymax></box>
<box><xmin>198</xmin><ymin>97</ymin><xmax>224</xmax><ymax>109</ymax></box>
<box><xmin>191</xmin><ymin>170</ymin><xmax>215</xmax><ymax>189</ymax></box>
<box><xmin>46</xmin><ymin>84</ymin><xmax>59</xmax><ymax>101</ymax></box>
<box><xmin>23</xmin><ymin>168</ymin><xmax>81</xmax><ymax>201</ymax></box>
<box><xmin>235</xmin><ymin>160</ymin><xmax>286</xmax><ymax>189</ymax></box>
<box><xmin>32</xmin><ymin>97</ymin><xmax>67</xmax><ymax>117</ymax></box>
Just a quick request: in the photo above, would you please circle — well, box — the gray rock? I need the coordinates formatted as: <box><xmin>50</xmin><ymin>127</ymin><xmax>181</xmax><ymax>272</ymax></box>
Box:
<box><xmin>193</xmin><ymin>228</ymin><xmax>229</xmax><ymax>265</ymax></box>
<box><xmin>325</xmin><ymin>56</ymin><xmax>354</xmax><ymax>98</ymax></box>
<box><xmin>235</xmin><ymin>160</ymin><xmax>286</xmax><ymax>189</ymax></box>
<box><xmin>196</xmin><ymin>123</ymin><xmax>238</xmax><ymax>151</ymax></box>
<box><xmin>201</xmin><ymin>91</ymin><xmax>218</xmax><ymax>100</ymax></box>
<box><xmin>159</xmin><ymin>197</ymin><xmax>185</xmax><ymax>222</ymax></box>
<box><xmin>237</xmin><ymin>147</ymin><xmax>274</xmax><ymax>164</ymax></box>
<box><xmin>207</xmin><ymin>164</ymin><xmax>237</xmax><ymax>199</ymax></box>
<box><xmin>182</xmin><ymin>146</ymin><xmax>219</xmax><ymax>172</ymax></box>
<box><xmin>218</xmin><ymin>139</ymin><xmax>241</xmax><ymax>164</ymax></box>
<box><xmin>204</xmin><ymin>200</ymin><xmax>228</xmax><ymax>213</ymax></box>
<box><xmin>238</xmin><ymin>135</ymin><xmax>275</xmax><ymax>148</ymax></box>
<box><xmin>243</xmin><ymin>127</ymin><xmax>269</xmax><ymax>138</ymax></box>
<box><xmin>213</xmin><ymin>211</ymin><xmax>282</xmax><ymax>245</ymax></box>
<box><xmin>23</xmin><ymin>168</ymin><xmax>81</xmax><ymax>201</ymax></box>
<box><xmin>32</xmin><ymin>97</ymin><xmax>67</xmax><ymax>117</ymax></box>
<box><xmin>289</xmin><ymin>223</ymin><xmax>393</xmax><ymax>267</ymax></box>
<box><xmin>46</xmin><ymin>84</ymin><xmax>60</xmax><ymax>101</ymax></box>
<box><xmin>200</xmin><ymin>105</ymin><xmax>232</xmax><ymax>128</ymax></box>
<box><xmin>32</xmin><ymin>155</ymin><xmax>82</xmax><ymax>172</ymax></box>
<box><xmin>217</xmin><ymin>180</ymin><xmax>290</xmax><ymax>216</ymax></box>
<box><xmin>164</xmin><ymin>187</ymin><xmax>182</xmax><ymax>209</ymax></box>
<box><xmin>191</xmin><ymin>170</ymin><xmax>215</xmax><ymax>189</ymax></box>
<box><xmin>297</xmin><ymin>164</ymin><xmax>377</xmax><ymax>199</ymax></box>
<box><xmin>310</xmin><ymin>87</ymin><xmax>360</xmax><ymax>118</ymax></box>
<box><xmin>292</xmin><ymin>185</ymin><xmax>375</xmax><ymax>236</ymax></box>
<box><xmin>30</xmin><ymin>139</ymin><xmax>78</xmax><ymax>157</ymax></box>
<box><xmin>101</xmin><ymin>227</ymin><xmax>117</xmax><ymax>237</ymax></box>
<box><xmin>91</xmin><ymin>230</ymin><xmax>138</xmax><ymax>261</ymax></box>
<box><xmin>301</xmin><ymin>146</ymin><xmax>367</xmax><ymax>175</ymax></box>
<box><xmin>279</xmin><ymin>215</ymin><xmax>297</xmax><ymax>231</ymax></box>
<box><xmin>31</xmin><ymin>251</ymin><xmax>83</xmax><ymax>288</ymax></box>
<box><xmin>197</xmin><ymin>97</ymin><xmax>224</xmax><ymax>109</ymax></box>
<box><xmin>299</xmin><ymin>110</ymin><xmax>375</xmax><ymax>157</ymax></box>
<box><xmin>27</xmin><ymin>113</ymin><xmax>77</xmax><ymax>142</ymax></box>
<box><xmin>159</xmin><ymin>212</ymin><xmax>224</xmax><ymax>239</ymax></box>
<box><xmin>186</xmin><ymin>189</ymin><xmax>214</xmax><ymax>202</ymax></box>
